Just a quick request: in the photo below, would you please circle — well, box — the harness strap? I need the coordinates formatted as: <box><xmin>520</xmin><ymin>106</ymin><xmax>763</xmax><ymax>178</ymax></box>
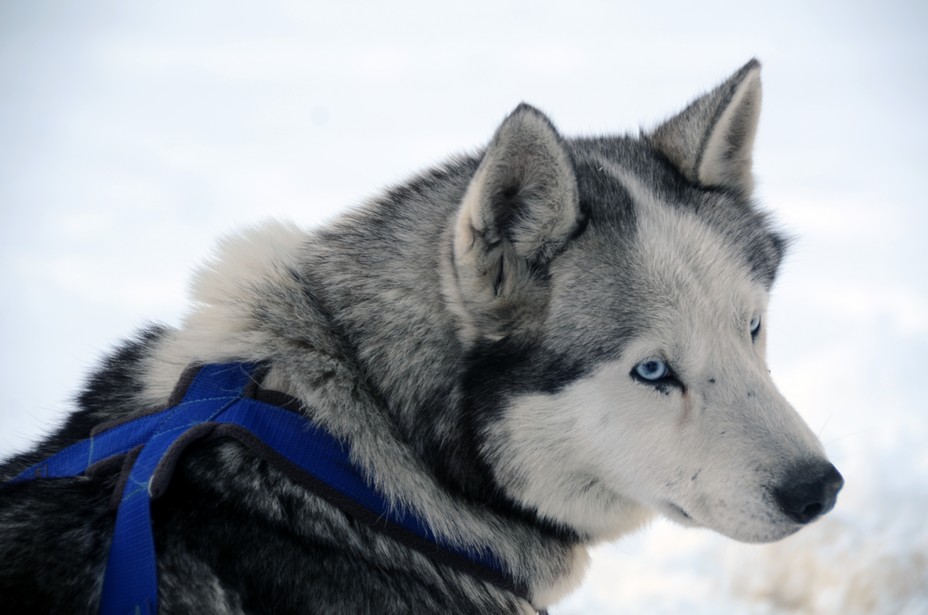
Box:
<box><xmin>8</xmin><ymin>363</ymin><xmax>532</xmax><ymax>613</ymax></box>
<box><xmin>100</xmin><ymin>364</ymin><xmax>253</xmax><ymax>614</ymax></box>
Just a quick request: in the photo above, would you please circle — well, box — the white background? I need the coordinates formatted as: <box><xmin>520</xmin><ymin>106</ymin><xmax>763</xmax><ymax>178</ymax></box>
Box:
<box><xmin>2</xmin><ymin>2</ymin><xmax>926</xmax><ymax>612</ymax></box>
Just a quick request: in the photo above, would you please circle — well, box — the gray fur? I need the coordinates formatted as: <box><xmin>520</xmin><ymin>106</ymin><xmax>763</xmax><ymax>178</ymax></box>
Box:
<box><xmin>0</xmin><ymin>60</ymin><xmax>840</xmax><ymax>613</ymax></box>
<box><xmin>647</xmin><ymin>58</ymin><xmax>762</xmax><ymax>197</ymax></box>
<box><xmin>449</xmin><ymin>103</ymin><xmax>584</xmax><ymax>342</ymax></box>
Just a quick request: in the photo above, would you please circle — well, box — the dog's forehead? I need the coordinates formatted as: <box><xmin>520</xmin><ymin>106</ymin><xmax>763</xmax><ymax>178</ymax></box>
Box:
<box><xmin>622</xmin><ymin>169</ymin><xmax>760</xmax><ymax>298</ymax></box>
<box><xmin>630</xmin><ymin>195</ymin><xmax>772</xmax><ymax>349</ymax></box>
<box><xmin>568</xmin><ymin>140</ymin><xmax>785</xmax><ymax>293</ymax></box>
<box><xmin>540</xmin><ymin>139</ymin><xmax>785</xmax><ymax>361</ymax></box>
<box><xmin>547</xmin><ymin>148</ymin><xmax>773</xmax><ymax>347</ymax></box>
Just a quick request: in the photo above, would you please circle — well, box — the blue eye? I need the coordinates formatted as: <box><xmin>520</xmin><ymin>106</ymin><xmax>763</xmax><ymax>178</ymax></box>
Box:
<box><xmin>750</xmin><ymin>315</ymin><xmax>762</xmax><ymax>339</ymax></box>
<box><xmin>634</xmin><ymin>358</ymin><xmax>669</xmax><ymax>382</ymax></box>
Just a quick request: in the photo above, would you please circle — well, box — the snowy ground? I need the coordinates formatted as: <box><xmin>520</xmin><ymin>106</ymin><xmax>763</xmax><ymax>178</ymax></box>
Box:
<box><xmin>2</xmin><ymin>2</ymin><xmax>926</xmax><ymax>612</ymax></box>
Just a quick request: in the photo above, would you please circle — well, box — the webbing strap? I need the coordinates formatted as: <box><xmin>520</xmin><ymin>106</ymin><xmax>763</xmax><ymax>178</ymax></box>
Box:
<box><xmin>7</xmin><ymin>363</ymin><xmax>526</xmax><ymax>613</ymax></box>
<box><xmin>100</xmin><ymin>364</ymin><xmax>255</xmax><ymax>614</ymax></box>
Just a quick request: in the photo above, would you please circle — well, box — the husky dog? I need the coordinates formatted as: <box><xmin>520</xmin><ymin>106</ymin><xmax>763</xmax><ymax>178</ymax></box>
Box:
<box><xmin>0</xmin><ymin>59</ymin><xmax>842</xmax><ymax>614</ymax></box>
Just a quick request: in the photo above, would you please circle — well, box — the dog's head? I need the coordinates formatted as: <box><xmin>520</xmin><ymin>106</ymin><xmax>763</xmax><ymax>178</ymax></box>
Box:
<box><xmin>444</xmin><ymin>60</ymin><xmax>842</xmax><ymax>543</ymax></box>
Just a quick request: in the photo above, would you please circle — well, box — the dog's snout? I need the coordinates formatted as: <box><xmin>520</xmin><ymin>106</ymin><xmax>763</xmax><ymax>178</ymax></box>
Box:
<box><xmin>773</xmin><ymin>461</ymin><xmax>844</xmax><ymax>525</ymax></box>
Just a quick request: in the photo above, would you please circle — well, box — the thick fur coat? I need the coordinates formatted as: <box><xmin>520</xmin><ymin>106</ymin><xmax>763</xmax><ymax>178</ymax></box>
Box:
<box><xmin>0</xmin><ymin>60</ymin><xmax>841</xmax><ymax>614</ymax></box>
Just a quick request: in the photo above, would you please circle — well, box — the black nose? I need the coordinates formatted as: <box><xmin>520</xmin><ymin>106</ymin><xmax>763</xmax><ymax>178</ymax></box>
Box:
<box><xmin>773</xmin><ymin>461</ymin><xmax>844</xmax><ymax>524</ymax></box>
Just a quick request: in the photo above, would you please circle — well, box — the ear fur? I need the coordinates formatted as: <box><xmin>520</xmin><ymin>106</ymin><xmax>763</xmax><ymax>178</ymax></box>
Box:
<box><xmin>451</xmin><ymin>104</ymin><xmax>581</xmax><ymax>340</ymax></box>
<box><xmin>648</xmin><ymin>59</ymin><xmax>763</xmax><ymax>197</ymax></box>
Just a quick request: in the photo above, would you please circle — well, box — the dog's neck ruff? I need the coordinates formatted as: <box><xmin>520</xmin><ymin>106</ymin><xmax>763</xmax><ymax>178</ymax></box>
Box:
<box><xmin>9</xmin><ymin>363</ymin><xmax>534</xmax><ymax>614</ymax></box>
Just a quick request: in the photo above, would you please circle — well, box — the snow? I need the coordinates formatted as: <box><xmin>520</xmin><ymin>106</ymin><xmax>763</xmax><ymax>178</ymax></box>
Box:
<box><xmin>2</xmin><ymin>1</ymin><xmax>926</xmax><ymax>612</ymax></box>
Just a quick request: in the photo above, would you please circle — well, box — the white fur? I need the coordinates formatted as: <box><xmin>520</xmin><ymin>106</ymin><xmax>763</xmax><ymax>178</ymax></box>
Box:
<box><xmin>442</xmin><ymin>163</ymin><xmax>493</xmax><ymax>346</ymax></box>
<box><xmin>531</xmin><ymin>544</ymin><xmax>592</xmax><ymax>607</ymax></box>
<box><xmin>141</xmin><ymin>220</ymin><xmax>310</xmax><ymax>404</ymax></box>
<box><xmin>484</xmin><ymin>160</ymin><xmax>825</xmax><ymax>544</ymax></box>
<box><xmin>697</xmin><ymin>65</ymin><xmax>762</xmax><ymax>193</ymax></box>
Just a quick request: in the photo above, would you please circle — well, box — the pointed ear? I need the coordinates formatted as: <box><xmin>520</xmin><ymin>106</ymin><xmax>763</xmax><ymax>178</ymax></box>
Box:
<box><xmin>648</xmin><ymin>59</ymin><xmax>762</xmax><ymax>197</ymax></box>
<box><xmin>450</xmin><ymin>104</ymin><xmax>582</xmax><ymax>339</ymax></box>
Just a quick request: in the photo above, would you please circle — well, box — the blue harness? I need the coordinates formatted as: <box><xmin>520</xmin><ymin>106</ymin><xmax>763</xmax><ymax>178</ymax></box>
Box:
<box><xmin>8</xmin><ymin>363</ymin><xmax>527</xmax><ymax>614</ymax></box>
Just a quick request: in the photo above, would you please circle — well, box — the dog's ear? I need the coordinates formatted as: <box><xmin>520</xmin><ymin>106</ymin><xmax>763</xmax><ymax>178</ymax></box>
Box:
<box><xmin>450</xmin><ymin>104</ymin><xmax>582</xmax><ymax>340</ymax></box>
<box><xmin>648</xmin><ymin>59</ymin><xmax>762</xmax><ymax>198</ymax></box>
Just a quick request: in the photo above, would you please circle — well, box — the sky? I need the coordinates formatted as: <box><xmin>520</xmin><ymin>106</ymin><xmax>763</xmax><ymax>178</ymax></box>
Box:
<box><xmin>2</xmin><ymin>1</ymin><xmax>927</xmax><ymax>612</ymax></box>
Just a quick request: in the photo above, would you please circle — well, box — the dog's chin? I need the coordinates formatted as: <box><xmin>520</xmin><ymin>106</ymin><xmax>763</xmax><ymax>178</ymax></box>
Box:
<box><xmin>660</xmin><ymin>501</ymin><xmax>802</xmax><ymax>543</ymax></box>
<box><xmin>720</xmin><ymin>523</ymin><xmax>802</xmax><ymax>544</ymax></box>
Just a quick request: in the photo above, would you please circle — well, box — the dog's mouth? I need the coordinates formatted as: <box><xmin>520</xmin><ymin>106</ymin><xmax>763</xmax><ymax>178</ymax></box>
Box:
<box><xmin>662</xmin><ymin>498</ymin><xmax>807</xmax><ymax>543</ymax></box>
<box><xmin>662</xmin><ymin>501</ymin><xmax>699</xmax><ymax>527</ymax></box>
